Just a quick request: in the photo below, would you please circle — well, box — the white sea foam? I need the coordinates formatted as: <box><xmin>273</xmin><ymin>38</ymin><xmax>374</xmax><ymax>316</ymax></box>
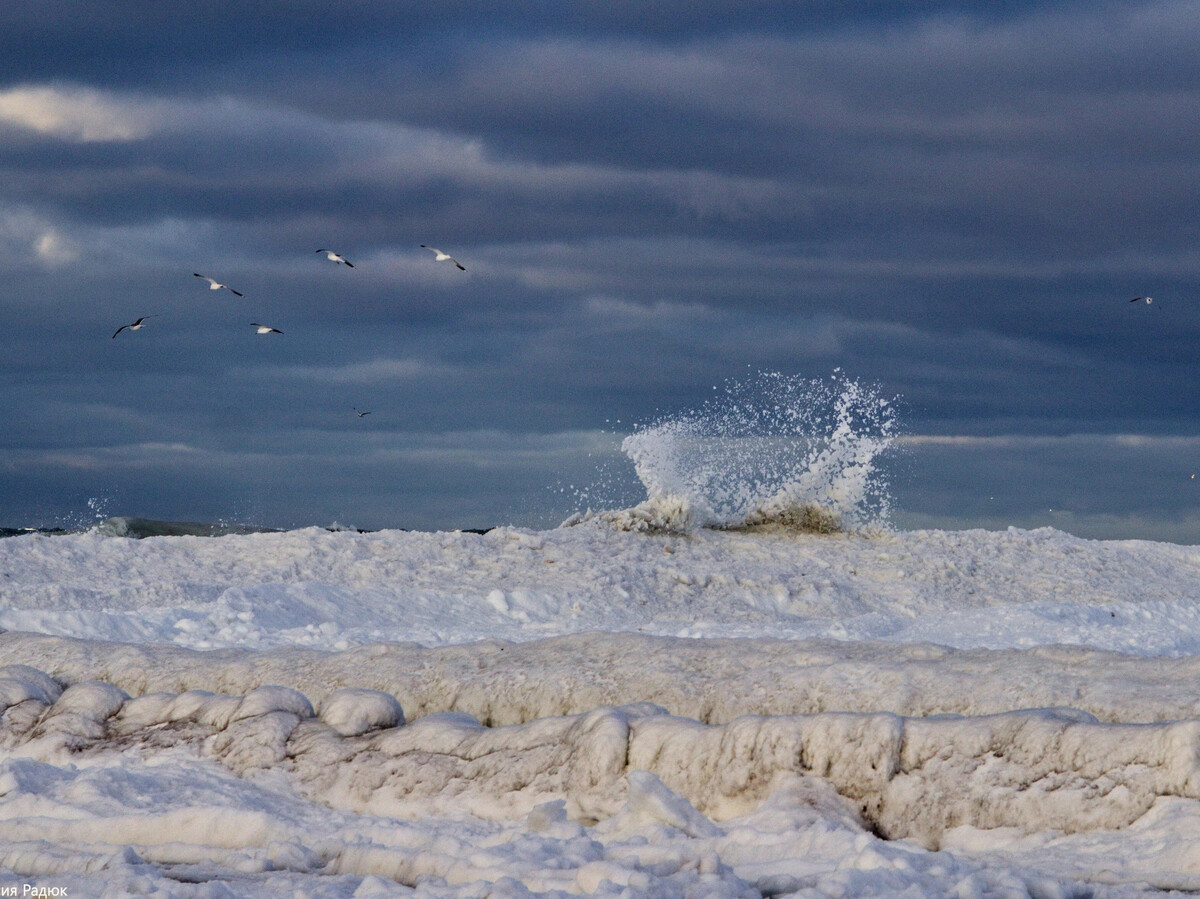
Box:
<box><xmin>595</xmin><ymin>371</ymin><xmax>897</xmax><ymax>533</ymax></box>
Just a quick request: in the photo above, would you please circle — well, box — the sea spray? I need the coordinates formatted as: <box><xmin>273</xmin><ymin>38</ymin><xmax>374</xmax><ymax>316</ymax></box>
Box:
<box><xmin>570</xmin><ymin>371</ymin><xmax>899</xmax><ymax>534</ymax></box>
<box><xmin>43</xmin><ymin>491</ymin><xmax>121</xmax><ymax>532</ymax></box>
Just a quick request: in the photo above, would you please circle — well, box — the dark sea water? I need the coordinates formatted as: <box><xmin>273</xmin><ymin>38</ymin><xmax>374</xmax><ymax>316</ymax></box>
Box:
<box><xmin>0</xmin><ymin>517</ymin><xmax>494</xmax><ymax>539</ymax></box>
<box><xmin>0</xmin><ymin>526</ymin><xmax>70</xmax><ymax>539</ymax></box>
<box><xmin>0</xmin><ymin>517</ymin><xmax>283</xmax><ymax>539</ymax></box>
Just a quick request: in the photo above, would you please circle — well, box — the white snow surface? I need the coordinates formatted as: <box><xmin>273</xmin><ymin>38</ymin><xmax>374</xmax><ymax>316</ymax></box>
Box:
<box><xmin>1</xmin><ymin>520</ymin><xmax>1200</xmax><ymax>896</ymax></box>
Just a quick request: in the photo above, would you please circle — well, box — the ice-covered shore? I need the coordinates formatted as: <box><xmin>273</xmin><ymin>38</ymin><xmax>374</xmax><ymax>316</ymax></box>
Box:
<box><xmin>2</xmin><ymin>519</ymin><xmax>1197</xmax><ymax>654</ymax></box>
<box><xmin>10</xmin><ymin>663</ymin><xmax>1168</xmax><ymax>848</ymax></box>
<box><xmin>1</xmin><ymin>521</ymin><xmax>1200</xmax><ymax>895</ymax></box>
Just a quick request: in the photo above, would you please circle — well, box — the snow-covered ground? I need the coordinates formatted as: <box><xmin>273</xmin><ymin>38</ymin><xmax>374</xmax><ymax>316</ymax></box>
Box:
<box><xmin>3</xmin><ymin>518</ymin><xmax>1200</xmax><ymax>897</ymax></box>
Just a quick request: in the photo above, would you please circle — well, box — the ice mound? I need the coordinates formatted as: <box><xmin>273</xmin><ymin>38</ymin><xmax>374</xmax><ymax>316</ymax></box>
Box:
<box><xmin>5</xmin><ymin>663</ymin><xmax>1200</xmax><ymax>851</ymax></box>
<box><xmin>580</xmin><ymin>371</ymin><xmax>897</xmax><ymax>535</ymax></box>
<box><xmin>319</xmin><ymin>687</ymin><xmax>406</xmax><ymax>736</ymax></box>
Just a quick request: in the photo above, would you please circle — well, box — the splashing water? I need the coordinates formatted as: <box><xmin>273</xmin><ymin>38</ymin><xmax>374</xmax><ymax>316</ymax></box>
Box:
<box><xmin>50</xmin><ymin>493</ymin><xmax>118</xmax><ymax>531</ymax></box>
<box><xmin>579</xmin><ymin>371</ymin><xmax>899</xmax><ymax>534</ymax></box>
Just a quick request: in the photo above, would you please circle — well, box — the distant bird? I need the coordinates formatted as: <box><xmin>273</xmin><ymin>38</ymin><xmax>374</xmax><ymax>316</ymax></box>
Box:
<box><xmin>353</xmin><ymin>407</ymin><xmax>372</xmax><ymax>418</ymax></box>
<box><xmin>251</xmin><ymin>323</ymin><xmax>283</xmax><ymax>335</ymax></box>
<box><xmin>1130</xmin><ymin>296</ymin><xmax>1153</xmax><ymax>304</ymax></box>
<box><xmin>316</xmin><ymin>249</ymin><xmax>353</xmax><ymax>267</ymax></box>
<box><xmin>193</xmin><ymin>273</ymin><xmax>243</xmax><ymax>297</ymax></box>
<box><xmin>420</xmin><ymin>245</ymin><xmax>466</xmax><ymax>271</ymax></box>
<box><xmin>112</xmin><ymin>316</ymin><xmax>155</xmax><ymax>339</ymax></box>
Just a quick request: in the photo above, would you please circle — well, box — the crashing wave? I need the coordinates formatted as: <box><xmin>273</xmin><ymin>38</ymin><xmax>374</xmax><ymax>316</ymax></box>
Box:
<box><xmin>570</xmin><ymin>371</ymin><xmax>898</xmax><ymax>535</ymax></box>
<box><xmin>564</xmin><ymin>494</ymin><xmax>712</xmax><ymax>535</ymax></box>
<box><xmin>568</xmin><ymin>495</ymin><xmax>845</xmax><ymax>536</ymax></box>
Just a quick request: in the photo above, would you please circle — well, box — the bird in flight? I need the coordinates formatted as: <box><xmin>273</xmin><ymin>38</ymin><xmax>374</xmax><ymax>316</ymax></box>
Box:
<box><xmin>353</xmin><ymin>407</ymin><xmax>372</xmax><ymax>418</ymax></box>
<box><xmin>1130</xmin><ymin>296</ymin><xmax>1153</xmax><ymax>304</ymax></box>
<box><xmin>251</xmin><ymin>323</ymin><xmax>283</xmax><ymax>335</ymax></box>
<box><xmin>420</xmin><ymin>245</ymin><xmax>466</xmax><ymax>271</ymax></box>
<box><xmin>112</xmin><ymin>316</ymin><xmax>155</xmax><ymax>339</ymax></box>
<box><xmin>316</xmin><ymin>249</ymin><xmax>353</xmax><ymax>267</ymax></box>
<box><xmin>193</xmin><ymin>273</ymin><xmax>243</xmax><ymax>296</ymax></box>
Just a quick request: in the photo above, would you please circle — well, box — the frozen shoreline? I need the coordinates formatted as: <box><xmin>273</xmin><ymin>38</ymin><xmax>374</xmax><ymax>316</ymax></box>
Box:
<box><xmin>2</xmin><ymin>521</ymin><xmax>1197</xmax><ymax>655</ymax></box>
<box><xmin>3</xmin><ymin>521</ymin><xmax>1200</xmax><ymax>895</ymax></box>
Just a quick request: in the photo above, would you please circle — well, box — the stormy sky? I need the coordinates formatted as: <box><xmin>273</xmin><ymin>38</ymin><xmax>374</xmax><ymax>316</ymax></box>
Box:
<box><xmin>2</xmin><ymin>1</ymin><xmax>1198</xmax><ymax>539</ymax></box>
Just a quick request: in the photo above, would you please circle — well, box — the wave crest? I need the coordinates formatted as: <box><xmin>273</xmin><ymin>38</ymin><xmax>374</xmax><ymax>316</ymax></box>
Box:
<box><xmin>570</xmin><ymin>371</ymin><xmax>898</xmax><ymax>535</ymax></box>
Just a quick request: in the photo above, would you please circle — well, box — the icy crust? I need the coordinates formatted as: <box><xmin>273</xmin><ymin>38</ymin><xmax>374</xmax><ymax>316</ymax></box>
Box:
<box><xmin>5</xmin><ymin>521</ymin><xmax>1200</xmax><ymax>892</ymax></box>
<box><xmin>9</xmin><ymin>630</ymin><xmax>1200</xmax><ymax>728</ymax></box>
<box><xmin>0</xmin><ymin>751</ymin><xmax>1090</xmax><ymax>899</ymax></box>
<box><xmin>9</xmin><ymin>658</ymin><xmax>1200</xmax><ymax>893</ymax></box>
<box><xmin>3</xmin><ymin>523</ymin><xmax>1199</xmax><ymax>656</ymax></box>
<box><xmin>4</xmin><ymin>664</ymin><xmax>1200</xmax><ymax>855</ymax></box>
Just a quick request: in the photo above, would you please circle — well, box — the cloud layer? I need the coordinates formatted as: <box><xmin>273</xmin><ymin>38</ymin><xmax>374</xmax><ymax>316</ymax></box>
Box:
<box><xmin>1</xmin><ymin>2</ymin><xmax>1198</xmax><ymax>538</ymax></box>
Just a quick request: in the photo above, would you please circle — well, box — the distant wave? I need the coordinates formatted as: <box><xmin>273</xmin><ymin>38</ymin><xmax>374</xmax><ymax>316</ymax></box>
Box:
<box><xmin>92</xmin><ymin>516</ymin><xmax>286</xmax><ymax>538</ymax></box>
<box><xmin>0</xmin><ymin>527</ymin><xmax>69</xmax><ymax>539</ymax></box>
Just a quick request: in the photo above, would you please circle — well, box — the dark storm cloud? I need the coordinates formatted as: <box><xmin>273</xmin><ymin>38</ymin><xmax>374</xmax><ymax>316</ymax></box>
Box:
<box><xmin>0</xmin><ymin>1</ymin><xmax>1062</xmax><ymax>82</ymax></box>
<box><xmin>1</xmin><ymin>1</ymin><xmax>1198</xmax><ymax>538</ymax></box>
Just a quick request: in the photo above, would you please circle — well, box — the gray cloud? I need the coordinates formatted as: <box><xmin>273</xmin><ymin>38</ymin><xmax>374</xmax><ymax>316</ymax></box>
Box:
<box><xmin>891</xmin><ymin>434</ymin><xmax>1200</xmax><ymax>543</ymax></box>
<box><xmin>0</xmin><ymin>1</ymin><xmax>1197</xmax><ymax>539</ymax></box>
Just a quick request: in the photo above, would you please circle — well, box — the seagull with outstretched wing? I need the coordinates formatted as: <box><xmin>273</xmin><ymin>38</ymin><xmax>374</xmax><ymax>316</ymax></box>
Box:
<box><xmin>316</xmin><ymin>249</ymin><xmax>353</xmax><ymax>267</ymax></box>
<box><xmin>112</xmin><ymin>316</ymin><xmax>155</xmax><ymax>339</ymax></box>
<box><xmin>420</xmin><ymin>245</ymin><xmax>466</xmax><ymax>271</ymax></box>
<box><xmin>193</xmin><ymin>273</ymin><xmax>243</xmax><ymax>296</ymax></box>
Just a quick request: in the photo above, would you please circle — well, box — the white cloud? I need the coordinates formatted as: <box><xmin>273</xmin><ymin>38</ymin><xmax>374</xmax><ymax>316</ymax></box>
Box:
<box><xmin>0</xmin><ymin>85</ymin><xmax>154</xmax><ymax>142</ymax></box>
<box><xmin>33</xmin><ymin>228</ymin><xmax>78</xmax><ymax>265</ymax></box>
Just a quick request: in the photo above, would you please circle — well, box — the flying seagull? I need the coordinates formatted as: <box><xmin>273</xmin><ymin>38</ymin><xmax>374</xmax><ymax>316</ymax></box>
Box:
<box><xmin>353</xmin><ymin>407</ymin><xmax>372</xmax><ymax>418</ymax></box>
<box><xmin>193</xmin><ymin>273</ymin><xmax>243</xmax><ymax>297</ymax></box>
<box><xmin>112</xmin><ymin>316</ymin><xmax>155</xmax><ymax>339</ymax></box>
<box><xmin>316</xmin><ymin>249</ymin><xmax>353</xmax><ymax>267</ymax></box>
<box><xmin>420</xmin><ymin>245</ymin><xmax>466</xmax><ymax>271</ymax></box>
<box><xmin>1130</xmin><ymin>296</ymin><xmax>1153</xmax><ymax>304</ymax></box>
<box><xmin>251</xmin><ymin>323</ymin><xmax>283</xmax><ymax>335</ymax></box>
